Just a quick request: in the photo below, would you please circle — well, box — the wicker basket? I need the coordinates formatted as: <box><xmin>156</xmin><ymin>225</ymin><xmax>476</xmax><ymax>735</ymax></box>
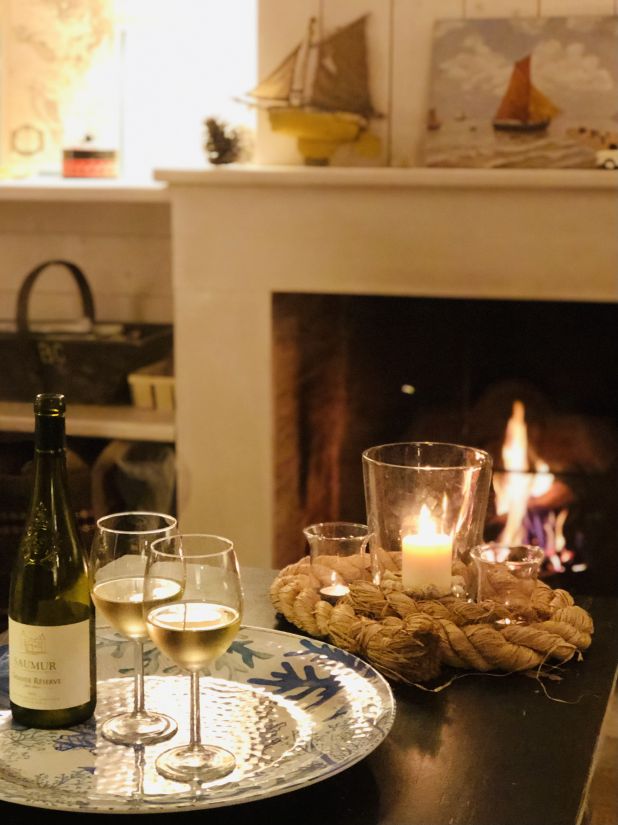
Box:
<box><xmin>128</xmin><ymin>358</ymin><xmax>175</xmax><ymax>411</ymax></box>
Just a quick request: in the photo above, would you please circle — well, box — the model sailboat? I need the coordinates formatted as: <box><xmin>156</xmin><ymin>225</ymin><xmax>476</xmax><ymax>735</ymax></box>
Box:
<box><xmin>246</xmin><ymin>15</ymin><xmax>380</xmax><ymax>164</ymax></box>
<box><xmin>493</xmin><ymin>55</ymin><xmax>560</xmax><ymax>133</ymax></box>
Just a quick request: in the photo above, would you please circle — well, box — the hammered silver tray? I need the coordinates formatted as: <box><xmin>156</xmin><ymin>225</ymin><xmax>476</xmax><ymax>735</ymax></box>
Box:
<box><xmin>0</xmin><ymin>625</ymin><xmax>395</xmax><ymax>813</ymax></box>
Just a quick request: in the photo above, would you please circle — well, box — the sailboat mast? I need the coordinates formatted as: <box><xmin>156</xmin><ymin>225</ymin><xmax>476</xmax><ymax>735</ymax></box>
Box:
<box><xmin>294</xmin><ymin>16</ymin><xmax>318</xmax><ymax>107</ymax></box>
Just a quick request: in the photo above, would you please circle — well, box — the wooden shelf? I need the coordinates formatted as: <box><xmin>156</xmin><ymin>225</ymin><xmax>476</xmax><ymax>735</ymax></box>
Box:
<box><xmin>0</xmin><ymin>177</ymin><xmax>168</xmax><ymax>203</ymax></box>
<box><xmin>0</xmin><ymin>401</ymin><xmax>175</xmax><ymax>442</ymax></box>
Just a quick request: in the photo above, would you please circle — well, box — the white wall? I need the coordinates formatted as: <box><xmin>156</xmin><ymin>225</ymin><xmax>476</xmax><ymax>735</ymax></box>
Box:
<box><xmin>2</xmin><ymin>0</ymin><xmax>615</xmax><ymax>328</ymax></box>
<box><xmin>120</xmin><ymin>0</ymin><xmax>258</xmax><ymax>179</ymax></box>
<box><xmin>0</xmin><ymin>201</ymin><xmax>171</xmax><ymax>325</ymax></box>
<box><xmin>0</xmin><ymin>0</ymin><xmax>257</xmax><ymax>180</ymax></box>
<box><xmin>256</xmin><ymin>0</ymin><xmax>618</xmax><ymax>166</ymax></box>
<box><xmin>0</xmin><ymin>0</ymin><xmax>257</xmax><ymax>327</ymax></box>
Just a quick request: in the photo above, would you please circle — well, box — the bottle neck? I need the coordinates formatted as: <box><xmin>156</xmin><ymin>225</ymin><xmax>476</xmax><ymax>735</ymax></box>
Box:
<box><xmin>31</xmin><ymin>415</ymin><xmax>68</xmax><ymax>511</ymax></box>
<box><xmin>35</xmin><ymin>414</ymin><xmax>66</xmax><ymax>454</ymax></box>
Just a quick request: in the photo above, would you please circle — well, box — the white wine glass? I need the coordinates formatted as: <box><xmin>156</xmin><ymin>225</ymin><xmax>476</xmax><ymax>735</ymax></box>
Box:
<box><xmin>144</xmin><ymin>533</ymin><xmax>243</xmax><ymax>784</ymax></box>
<box><xmin>90</xmin><ymin>511</ymin><xmax>179</xmax><ymax>745</ymax></box>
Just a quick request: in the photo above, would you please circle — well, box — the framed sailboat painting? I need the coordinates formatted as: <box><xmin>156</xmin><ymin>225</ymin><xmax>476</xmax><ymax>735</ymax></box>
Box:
<box><xmin>422</xmin><ymin>16</ymin><xmax>618</xmax><ymax>169</ymax></box>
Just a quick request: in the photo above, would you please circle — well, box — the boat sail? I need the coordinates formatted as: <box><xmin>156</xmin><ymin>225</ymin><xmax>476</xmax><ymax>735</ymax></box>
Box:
<box><xmin>246</xmin><ymin>15</ymin><xmax>380</xmax><ymax>164</ymax></box>
<box><xmin>493</xmin><ymin>55</ymin><xmax>560</xmax><ymax>133</ymax></box>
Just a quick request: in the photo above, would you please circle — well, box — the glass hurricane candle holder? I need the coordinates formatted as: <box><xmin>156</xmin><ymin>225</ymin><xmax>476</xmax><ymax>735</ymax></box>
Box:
<box><xmin>471</xmin><ymin>543</ymin><xmax>544</xmax><ymax>623</ymax></box>
<box><xmin>362</xmin><ymin>443</ymin><xmax>492</xmax><ymax>597</ymax></box>
<box><xmin>303</xmin><ymin>522</ymin><xmax>370</xmax><ymax>604</ymax></box>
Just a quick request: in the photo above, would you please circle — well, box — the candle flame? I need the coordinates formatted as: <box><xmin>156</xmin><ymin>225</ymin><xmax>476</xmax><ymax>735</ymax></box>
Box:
<box><xmin>418</xmin><ymin>504</ymin><xmax>440</xmax><ymax>538</ymax></box>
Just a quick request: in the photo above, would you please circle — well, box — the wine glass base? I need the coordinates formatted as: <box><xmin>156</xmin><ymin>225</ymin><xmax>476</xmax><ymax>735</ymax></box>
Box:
<box><xmin>155</xmin><ymin>744</ymin><xmax>236</xmax><ymax>784</ymax></box>
<box><xmin>100</xmin><ymin>711</ymin><xmax>178</xmax><ymax>746</ymax></box>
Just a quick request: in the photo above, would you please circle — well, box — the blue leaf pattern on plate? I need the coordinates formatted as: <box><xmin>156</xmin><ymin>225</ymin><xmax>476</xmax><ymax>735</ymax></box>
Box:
<box><xmin>54</xmin><ymin>726</ymin><xmax>97</xmax><ymax>753</ymax></box>
<box><xmin>248</xmin><ymin>660</ymin><xmax>341</xmax><ymax>708</ymax></box>
<box><xmin>229</xmin><ymin>638</ymin><xmax>273</xmax><ymax>668</ymax></box>
<box><xmin>286</xmin><ymin>639</ymin><xmax>374</xmax><ymax>678</ymax></box>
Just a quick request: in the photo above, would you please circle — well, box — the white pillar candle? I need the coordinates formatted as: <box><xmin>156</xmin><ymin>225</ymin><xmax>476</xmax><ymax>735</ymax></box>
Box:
<box><xmin>401</xmin><ymin>505</ymin><xmax>452</xmax><ymax>593</ymax></box>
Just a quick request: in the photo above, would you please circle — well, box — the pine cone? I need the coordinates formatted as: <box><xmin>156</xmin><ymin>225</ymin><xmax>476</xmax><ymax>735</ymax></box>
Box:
<box><xmin>204</xmin><ymin>117</ymin><xmax>241</xmax><ymax>165</ymax></box>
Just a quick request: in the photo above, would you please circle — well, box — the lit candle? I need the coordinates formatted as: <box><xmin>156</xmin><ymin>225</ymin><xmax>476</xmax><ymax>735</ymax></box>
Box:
<box><xmin>319</xmin><ymin>583</ymin><xmax>350</xmax><ymax>604</ymax></box>
<box><xmin>401</xmin><ymin>505</ymin><xmax>452</xmax><ymax>594</ymax></box>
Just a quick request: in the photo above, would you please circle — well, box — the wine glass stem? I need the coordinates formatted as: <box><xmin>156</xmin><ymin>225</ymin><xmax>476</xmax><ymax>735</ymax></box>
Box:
<box><xmin>133</xmin><ymin>746</ymin><xmax>145</xmax><ymax>798</ymax></box>
<box><xmin>133</xmin><ymin>639</ymin><xmax>146</xmax><ymax>717</ymax></box>
<box><xmin>190</xmin><ymin>671</ymin><xmax>202</xmax><ymax>749</ymax></box>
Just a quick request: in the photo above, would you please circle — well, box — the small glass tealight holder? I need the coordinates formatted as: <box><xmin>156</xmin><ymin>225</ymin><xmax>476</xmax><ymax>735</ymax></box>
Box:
<box><xmin>470</xmin><ymin>543</ymin><xmax>544</xmax><ymax>624</ymax></box>
<box><xmin>303</xmin><ymin>522</ymin><xmax>370</xmax><ymax>604</ymax></box>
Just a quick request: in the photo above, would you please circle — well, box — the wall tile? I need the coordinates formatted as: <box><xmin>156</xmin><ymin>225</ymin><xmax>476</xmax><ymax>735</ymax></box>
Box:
<box><xmin>0</xmin><ymin>202</ymin><xmax>170</xmax><ymax>237</ymax></box>
<box><xmin>540</xmin><ymin>0</ymin><xmax>614</xmax><ymax>14</ymax></box>
<box><xmin>0</xmin><ymin>214</ymin><xmax>172</xmax><ymax>327</ymax></box>
<box><xmin>0</xmin><ymin>233</ymin><xmax>170</xmax><ymax>292</ymax></box>
<box><xmin>0</xmin><ymin>289</ymin><xmax>173</xmax><ymax>324</ymax></box>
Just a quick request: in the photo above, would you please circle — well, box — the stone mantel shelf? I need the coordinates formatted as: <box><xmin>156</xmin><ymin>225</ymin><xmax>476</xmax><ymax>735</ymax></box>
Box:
<box><xmin>156</xmin><ymin>164</ymin><xmax>618</xmax><ymax>191</ymax></box>
<box><xmin>1</xmin><ymin>167</ymin><xmax>615</xmax><ymax>202</ymax></box>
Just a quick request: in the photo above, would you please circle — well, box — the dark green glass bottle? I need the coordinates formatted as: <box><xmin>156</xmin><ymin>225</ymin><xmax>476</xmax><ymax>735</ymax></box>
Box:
<box><xmin>8</xmin><ymin>394</ymin><xmax>96</xmax><ymax>728</ymax></box>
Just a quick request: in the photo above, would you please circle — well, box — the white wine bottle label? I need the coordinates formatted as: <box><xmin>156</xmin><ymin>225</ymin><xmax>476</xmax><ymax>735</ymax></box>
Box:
<box><xmin>8</xmin><ymin>619</ymin><xmax>91</xmax><ymax>710</ymax></box>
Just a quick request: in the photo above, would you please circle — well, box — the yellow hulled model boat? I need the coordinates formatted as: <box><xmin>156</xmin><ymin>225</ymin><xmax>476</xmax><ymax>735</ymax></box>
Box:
<box><xmin>246</xmin><ymin>16</ymin><xmax>380</xmax><ymax>165</ymax></box>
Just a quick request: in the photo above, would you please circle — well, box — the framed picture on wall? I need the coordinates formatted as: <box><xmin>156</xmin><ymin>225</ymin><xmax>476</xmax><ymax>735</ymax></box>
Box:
<box><xmin>422</xmin><ymin>16</ymin><xmax>618</xmax><ymax>169</ymax></box>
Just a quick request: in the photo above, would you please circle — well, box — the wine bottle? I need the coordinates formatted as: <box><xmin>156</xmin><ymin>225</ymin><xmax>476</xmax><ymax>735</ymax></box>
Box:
<box><xmin>8</xmin><ymin>394</ymin><xmax>96</xmax><ymax>728</ymax></box>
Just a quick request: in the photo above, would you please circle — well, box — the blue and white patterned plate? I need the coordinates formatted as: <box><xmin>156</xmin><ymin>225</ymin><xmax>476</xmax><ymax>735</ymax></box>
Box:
<box><xmin>0</xmin><ymin>625</ymin><xmax>395</xmax><ymax>813</ymax></box>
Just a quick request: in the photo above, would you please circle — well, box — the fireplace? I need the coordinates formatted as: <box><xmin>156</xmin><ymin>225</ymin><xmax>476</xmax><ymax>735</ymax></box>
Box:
<box><xmin>274</xmin><ymin>293</ymin><xmax>618</xmax><ymax>595</ymax></box>
<box><xmin>159</xmin><ymin>165</ymin><xmax>617</xmax><ymax>572</ymax></box>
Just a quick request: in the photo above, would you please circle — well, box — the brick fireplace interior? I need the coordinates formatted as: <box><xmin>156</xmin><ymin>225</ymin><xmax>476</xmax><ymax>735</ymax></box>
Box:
<box><xmin>274</xmin><ymin>292</ymin><xmax>618</xmax><ymax>596</ymax></box>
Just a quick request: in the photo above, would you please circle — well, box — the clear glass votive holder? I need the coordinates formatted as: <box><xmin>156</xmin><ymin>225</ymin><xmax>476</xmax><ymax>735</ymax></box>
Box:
<box><xmin>303</xmin><ymin>522</ymin><xmax>370</xmax><ymax>604</ymax></box>
<box><xmin>470</xmin><ymin>543</ymin><xmax>545</xmax><ymax>623</ymax></box>
<box><xmin>362</xmin><ymin>442</ymin><xmax>493</xmax><ymax>596</ymax></box>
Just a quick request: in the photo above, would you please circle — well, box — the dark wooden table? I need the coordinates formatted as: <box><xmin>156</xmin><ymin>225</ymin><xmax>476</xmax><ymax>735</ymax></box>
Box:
<box><xmin>1</xmin><ymin>567</ymin><xmax>616</xmax><ymax>825</ymax></box>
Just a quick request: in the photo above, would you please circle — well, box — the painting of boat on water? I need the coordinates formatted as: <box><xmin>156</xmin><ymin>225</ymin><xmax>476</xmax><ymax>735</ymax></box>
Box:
<box><xmin>422</xmin><ymin>16</ymin><xmax>618</xmax><ymax>169</ymax></box>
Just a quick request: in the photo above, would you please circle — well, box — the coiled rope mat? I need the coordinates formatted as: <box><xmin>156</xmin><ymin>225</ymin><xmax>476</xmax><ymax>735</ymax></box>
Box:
<box><xmin>270</xmin><ymin>554</ymin><xmax>594</xmax><ymax>685</ymax></box>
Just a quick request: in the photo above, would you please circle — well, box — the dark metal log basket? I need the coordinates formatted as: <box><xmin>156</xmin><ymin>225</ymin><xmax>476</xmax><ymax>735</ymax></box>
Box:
<box><xmin>0</xmin><ymin>259</ymin><xmax>172</xmax><ymax>405</ymax></box>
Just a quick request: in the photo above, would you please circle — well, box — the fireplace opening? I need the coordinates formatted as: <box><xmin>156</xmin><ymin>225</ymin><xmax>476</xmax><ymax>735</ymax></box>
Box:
<box><xmin>273</xmin><ymin>293</ymin><xmax>618</xmax><ymax>596</ymax></box>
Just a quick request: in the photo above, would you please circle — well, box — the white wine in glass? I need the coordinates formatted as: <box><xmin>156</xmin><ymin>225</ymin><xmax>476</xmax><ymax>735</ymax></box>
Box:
<box><xmin>144</xmin><ymin>533</ymin><xmax>243</xmax><ymax>784</ymax></box>
<box><xmin>90</xmin><ymin>511</ymin><xmax>179</xmax><ymax>746</ymax></box>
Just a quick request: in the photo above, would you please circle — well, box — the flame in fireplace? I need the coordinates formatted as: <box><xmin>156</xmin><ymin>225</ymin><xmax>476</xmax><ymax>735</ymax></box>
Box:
<box><xmin>492</xmin><ymin>400</ymin><xmax>573</xmax><ymax>573</ymax></box>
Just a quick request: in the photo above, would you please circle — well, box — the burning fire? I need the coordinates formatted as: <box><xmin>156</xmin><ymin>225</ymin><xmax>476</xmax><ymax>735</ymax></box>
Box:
<box><xmin>492</xmin><ymin>400</ymin><xmax>577</xmax><ymax>574</ymax></box>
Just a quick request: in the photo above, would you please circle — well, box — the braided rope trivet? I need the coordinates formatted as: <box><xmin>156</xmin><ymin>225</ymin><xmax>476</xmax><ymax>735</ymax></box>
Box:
<box><xmin>270</xmin><ymin>555</ymin><xmax>594</xmax><ymax>685</ymax></box>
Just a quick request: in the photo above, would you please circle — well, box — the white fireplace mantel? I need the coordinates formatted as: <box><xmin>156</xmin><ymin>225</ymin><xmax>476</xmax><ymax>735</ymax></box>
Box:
<box><xmin>157</xmin><ymin>165</ymin><xmax>618</xmax><ymax>567</ymax></box>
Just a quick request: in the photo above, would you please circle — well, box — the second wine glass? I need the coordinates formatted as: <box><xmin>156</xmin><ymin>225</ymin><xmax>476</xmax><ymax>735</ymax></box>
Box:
<box><xmin>90</xmin><ymin>511</ymin><xmax>179</xmax><ymax>746</ymax></box>
<box><xmin>144</xmin><ymin>534</ymin><xmax>243</xmax><ymax>784</ymax></box>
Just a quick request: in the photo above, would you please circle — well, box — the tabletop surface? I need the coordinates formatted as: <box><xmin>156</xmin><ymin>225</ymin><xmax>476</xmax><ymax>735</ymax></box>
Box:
<box><xmin>1</xmin><ymin>566</ymin><xmax>616</xmax><ymax>825</ymax></box>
